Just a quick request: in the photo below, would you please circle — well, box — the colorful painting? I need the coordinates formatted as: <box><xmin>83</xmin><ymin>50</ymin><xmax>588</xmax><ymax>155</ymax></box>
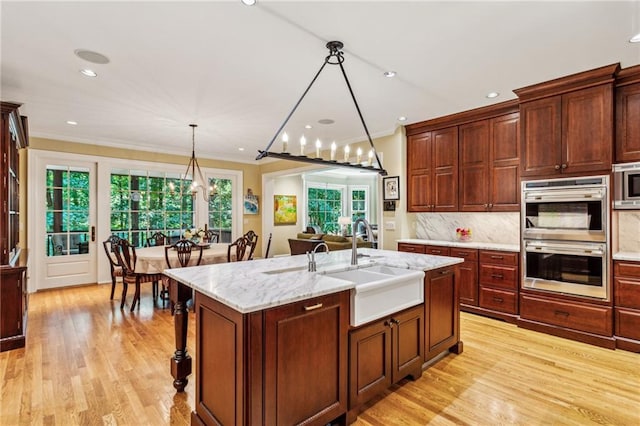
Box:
<box><xmin>244</xmin><ymin>189</ymin><xmax>259</xmax><ymax>214</ymax></box>
<box><xmin>274</xmin><ymin>195</ymin><xmax>297</xmax><ymax>225</ymax></box>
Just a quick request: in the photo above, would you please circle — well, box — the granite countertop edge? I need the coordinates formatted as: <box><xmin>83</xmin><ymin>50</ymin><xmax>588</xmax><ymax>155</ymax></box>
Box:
<box><xmin>397</xmin><ymin>238</ymin><xmax>520</xmax><ymax>252</ymax></box>
<box><xmin>164</xmin><ymin>248</ymin><xmax>463</xmax><ymax>314</ymax></box>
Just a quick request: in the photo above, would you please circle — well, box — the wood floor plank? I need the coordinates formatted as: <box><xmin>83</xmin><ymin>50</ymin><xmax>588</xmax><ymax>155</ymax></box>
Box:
<box><xmin>1</xmin><ymin>284</ymin><xmax>639</xmax><ymax>425</ymax></box>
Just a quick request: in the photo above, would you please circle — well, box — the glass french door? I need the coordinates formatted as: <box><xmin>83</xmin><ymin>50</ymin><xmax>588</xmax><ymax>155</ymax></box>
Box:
<box><xmin>32</xmin><ymin>156</ymin><xmax>97</xmax><ymax>290</ymax></box>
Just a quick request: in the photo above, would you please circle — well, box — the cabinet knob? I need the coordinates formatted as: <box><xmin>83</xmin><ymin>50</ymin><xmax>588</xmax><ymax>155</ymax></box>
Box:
<box><xmin>554</xmin><ymin>164</ymin><xmax>561</xmax><ymax>170</ymax></box>
<box><xmin>488</xmin><ymin>203</ymin><xmax>493</xmax><ymax>208</ymax></box>
<box><xmin>561</xmin><ymin>163</ymin><xmax>567</xmax><ymax>169</ymax></box>
<box><xmin>483</xmin><ymin>204</ymin><xmax>488</xmax><ymax>208</ymax></box>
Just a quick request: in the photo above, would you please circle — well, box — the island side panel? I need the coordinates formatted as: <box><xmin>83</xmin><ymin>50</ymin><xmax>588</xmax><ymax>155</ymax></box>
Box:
<box><xmin>192</xmin><ymin>291</ymin><xmax>261</xmax><ymax>426</ymax></box>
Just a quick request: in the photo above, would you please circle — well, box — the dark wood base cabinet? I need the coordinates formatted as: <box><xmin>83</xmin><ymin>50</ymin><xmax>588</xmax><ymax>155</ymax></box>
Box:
<box><xmin>425</xmin><ymin>266</ymin><xmax>463</xmax><ymax>361</ymax></box>
<box><xmin>518</xmin><ymin>292</ymin><xmax>614</xmax><ymax>349</ymax></box>
<box><xmin>614</xmin><ymin>260</ymin><xmax>640</xmax><ymax>352</ymax></box>
<box><xmin>0</xmin><ymin>252</ymin><xmax>28</xmax><ymax>352</ymax></box>
<box><xmin>192</xmin><ymin>290</ymin><xmax>349</xmax><ymax>426</ymax></box>
<box><xmin>347</xmin><ymin>305</ymin><xmax>424</xmax><ymax>421</ymax></box>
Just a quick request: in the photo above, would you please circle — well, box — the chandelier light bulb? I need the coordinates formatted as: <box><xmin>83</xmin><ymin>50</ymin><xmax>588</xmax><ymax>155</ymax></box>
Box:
<box><xmin>344</xmin><ymin>145</ymin><xmax>350</xmax><ymax>162</ymax></box>
<box><xmin>281</xmin><ymin>132</ymin><xmax>289</xmax><ymax>153</ymax></box>
<box><xmin>315</xmin><ymin>139</ymin><xmax>322</xmax><ymax>158</ymax></box>
<box><xmin>300</xmin><ymin>135</ymin><xmax>306</xmax><ymax>155</ymax></box>
<box><xmin>356</xmin><ymin>147</ymin><xmax>362</xmax><ymax>163</ymax></box>
<box><xmin>368</xmin><ymin>149</ymin><xmax>374</xmax><ymax>166</ymax></box>
<box><xmin>330</xmin><ymin>141</ymin><xmax>337</xmax><ymax>161</ymax></box>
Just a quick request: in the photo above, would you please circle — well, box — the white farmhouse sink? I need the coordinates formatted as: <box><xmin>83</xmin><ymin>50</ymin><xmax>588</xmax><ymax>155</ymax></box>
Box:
<box><xmin>324</xmin><ymin>265</ymin><xmax>425</xmax><ymax>326</ymax></box>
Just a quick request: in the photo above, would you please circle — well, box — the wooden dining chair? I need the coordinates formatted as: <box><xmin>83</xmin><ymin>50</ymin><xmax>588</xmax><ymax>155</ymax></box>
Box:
<box><xmin>163</xmin><ymin>239</ymin><xmax>203</xmax><ymax>311</ymax></box>
<box><xmin>114</xmin><ymin>239</ymin><xmax>163</xmax><ymax>311</ymax></box>
<box><xmin>244</xmin><ymin>230</ymin><xmax>259</xmax><ymax>260</ymax></box>
<box><xmin>146</xmin><ymin>231</ymin><xmax>168</xmax><ymax>247</ymax></box>
<box><xmin>103</xmin><ymin>234</ymin><xmax>123</xmax><ymax>300</ymax></box>
<box><xmin>203</xmin><ymin>229</ymin><xmax>220</xmax><ymax>243</ymax></box>
<box><xmin>227</xmin><ymin>236</ymin><xmax>250</xmax><ymax>262</ymax></box>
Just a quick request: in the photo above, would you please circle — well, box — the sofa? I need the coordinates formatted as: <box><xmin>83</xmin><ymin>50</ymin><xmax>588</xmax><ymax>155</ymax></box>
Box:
<box><xmin>288</xmin><ymin>232</ymin><xmax>372</xmax><ymax>255</ymax></box>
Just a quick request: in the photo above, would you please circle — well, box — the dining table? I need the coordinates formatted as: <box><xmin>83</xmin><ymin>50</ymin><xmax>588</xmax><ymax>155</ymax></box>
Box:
<box><xmin>134</xmin><ymin>243</ymin><xmax>231</xmax><ymax>274</ymax></box>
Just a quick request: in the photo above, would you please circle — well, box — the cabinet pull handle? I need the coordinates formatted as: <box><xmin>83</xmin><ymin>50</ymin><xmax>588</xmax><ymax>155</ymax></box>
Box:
<box><xmin>432</xmin><ymin>250</ymin><xmax>441</xmax><ymax>254</ymax></box>
<box><xmin>304</xmin><ymin>303</ymin><xmax>323</xmax><ymax>311</ymax></box>
<box><xmin>492</xmin><ymin>297</ymin><xmax>503</xmax><ymax>303</ymax></box>
<box><xmin>491</xmin><ymin>274</ymin><xmax>504</xmax><ymax>279</ymax></box>
<box><xmin>458</xmin><ymin>252</ymin><xmax>469</xmax><ymax>256</ymax></box>
<box><xmin>390</xmin><ymin>318</ymin><xmax>400</xmax><ymax>325</ymax></box>
<box><xmin>439</xmin><ymin>269</ymin><xmax>451</xmax><ymax>275</ymax></box>
<box><xmin>490</xmin><ymin>255</ymin><xmax>504</xmax><ymax>260</ymax></box>
<box><xmin>488</xmin><ymin>203</ymin><xmax>493</xmax><ymax>208</ymax></box>
<box><xmin>554</xmin><ymin>164</ymin><xmax>561</xmax><ymax>170</ymax></box>
<box><xmin>561</xmin><ymin>163</ymin><xmax>567</xmax><ymax>169</ymax></box>
<box><xmin>554</xmin><ymin>310</ymin><xmax>569</xmax><ymax>317</ymax></box>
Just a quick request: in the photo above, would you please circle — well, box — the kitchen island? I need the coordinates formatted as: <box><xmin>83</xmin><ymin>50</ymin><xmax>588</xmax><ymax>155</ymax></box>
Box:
<box><xmin>165</xmin><ymin>248</ymin><xmax>464</xmax><ymax>425</ymax></box>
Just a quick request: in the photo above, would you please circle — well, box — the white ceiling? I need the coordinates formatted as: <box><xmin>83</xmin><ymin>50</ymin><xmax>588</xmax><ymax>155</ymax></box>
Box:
<box><xmin>2</xmin><ymin>1</ymin><xmax>639</xmax><ymax>165</ymax></box>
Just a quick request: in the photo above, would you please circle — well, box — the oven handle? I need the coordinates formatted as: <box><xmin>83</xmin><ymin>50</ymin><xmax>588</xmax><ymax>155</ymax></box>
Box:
<box><xmin>525</xmin><ymin>243</ymin><xmax>604</xmax><ymax>257</ymax></box>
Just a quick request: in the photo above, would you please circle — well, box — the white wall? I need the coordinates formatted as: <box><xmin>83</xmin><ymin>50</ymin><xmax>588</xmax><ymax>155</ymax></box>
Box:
<box><xmin>268</xmin><ymin>174</ymin><xmax>305</xmax><ymax>256</ymax></box>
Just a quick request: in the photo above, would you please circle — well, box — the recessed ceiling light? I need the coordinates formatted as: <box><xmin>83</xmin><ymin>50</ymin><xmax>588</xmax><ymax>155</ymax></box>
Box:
<box><xmin>80</xmin><ymin>69</ymin><xmax>97</xmax><ymax>77</ymax></box>
<box><xmin>630</xmin><ymin>33</ymin><xmax>640</xmax><ymax>43</ymax></box>
<box><xmin>241</xmin><ymin>0</ymin><xmax>256</xmax><ymax>5</ymax></box>
<box><xmin>305</xmin><ymin>124</ymin><xmax>312</xmax><ymax>129</ymax></box>
<box><xmin>74</xmin><ymin>49</ymin><xmax>110</xmax><ymax>64</ymax></box>
<box><xmin>486</xmin><ymin>92</ymin><xmax>500</xmax><ymax>99</ymax></box>
<box><xmin>238</xmin><ymin>147</ymin><xmax>245</xmax><ymax>151</ymax></box>
<box><xmin>318</xmin><ymin>118</ymin><xmax>334</xmax><ymax>125</ymax></box>
<box><xmin>384</xmin><ymin>71</ymin><xmax>396</xmax><ymax>78</ymax></box>
<box><xmin>398</xmin><ymin>116</ymin><xmax>407</xmax><ymax>122</ymax></box>
<box><xmin>66</xmin><ymin>121</ymin><xmax>78</xmax><ymax>125</ymax></box>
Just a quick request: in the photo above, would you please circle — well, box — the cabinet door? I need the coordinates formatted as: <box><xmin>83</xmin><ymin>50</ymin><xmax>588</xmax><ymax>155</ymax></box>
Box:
<box><xmin>432</xmin><ymin>127</ymin><xmax>458</xmax><ymax>211</ymax></box>
<box><xmin>425</xmin><ymin>267</ymin><xmax>460</xmax><ymax>360</ymax></box>
<box><xmin>459</xmin><ymin>120</ymin><xmax>489</xmax><ymax>211</ymax></box>
<box><xmin>489</xmin><ymin>113</ymin><xmax>520</xmax><ymax>211</ymax></box>
<box><xmin>616</xmin><ymin>82</ymin><xmax>640</xmax><ymax>163</ymax></box>
<box><xmin>391</xmin><ymin>305</ymin><xmax>424</xmax><ymax>383</ymax></box>
<box><xmin>264</xmin><ymin>292</ymin><xmax>349</xmax><ymax>426</ymax></box>
<box><xmin>0</xmin><ymin>271</ymin><xmax>23</xmax><ymax>338</ymax></box>
<box><xmin>451</xmin><ymin>248</ymin><xmax>478</xmax><ymax>306</ymax></box>
<box><xmin>562</xmin><ymin>84</ymin><xmax>613</xmax><ymax>174</ymax></box>
<box><xmin>348</xmin><ymin>319</ymin><xmax>392</xmax><ymax>408</ymax></box>
<box><xmin>407</xmin><ymin>133</ymin><xmax>433</xmax><ymax>212</ymax></box>
<box><xmin>520</xmin><ymin>96</ymin><xmax>562</xmax><ymax>177</ymax></box>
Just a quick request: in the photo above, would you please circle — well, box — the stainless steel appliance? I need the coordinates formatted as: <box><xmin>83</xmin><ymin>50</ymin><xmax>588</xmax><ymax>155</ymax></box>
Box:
<box><xmin>613</xmin><ymin>161</ymin><xmax>640</xmax><ymax>209</ymax></box>
<box><xmin>521</xmin><ymin>175</ymin><xmax>609</xmax><ymax>300</ymax></box>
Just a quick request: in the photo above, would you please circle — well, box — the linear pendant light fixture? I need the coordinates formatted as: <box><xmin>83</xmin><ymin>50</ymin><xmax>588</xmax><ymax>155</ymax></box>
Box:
<box><xmin>256</xmin><ymin>41</ymin><xmax>387</xmax><ymax>176</ymax></box>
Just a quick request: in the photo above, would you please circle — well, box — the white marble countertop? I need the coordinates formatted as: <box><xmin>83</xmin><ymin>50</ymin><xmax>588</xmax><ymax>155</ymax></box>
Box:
<box><xmin>613</xmin><ymin>251</ymin><xmax>640</xmax><ymax>262</ymax></box>
<box><xmin>164</xmin><ymin>248</ymin><xmax>463</xmax><ymax>314</ymax></box>
<box><xmin>397</xmin><ymin>238</ymin><xmax>520</xmax><ymax>252</ymax></box>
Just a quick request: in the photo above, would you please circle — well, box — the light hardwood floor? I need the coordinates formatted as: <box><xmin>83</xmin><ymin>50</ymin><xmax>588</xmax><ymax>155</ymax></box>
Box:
<box><xmin>1</xmin><ymin>284</ymin><xmax>639</xmax><ymax>425</ymax></box>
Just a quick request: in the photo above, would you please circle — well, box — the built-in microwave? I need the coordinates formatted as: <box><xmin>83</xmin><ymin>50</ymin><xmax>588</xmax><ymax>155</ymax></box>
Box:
<box><xmin>613</xmin><ymin>162</ymin><xmax>640</xmax><ymax>209</ymax></box>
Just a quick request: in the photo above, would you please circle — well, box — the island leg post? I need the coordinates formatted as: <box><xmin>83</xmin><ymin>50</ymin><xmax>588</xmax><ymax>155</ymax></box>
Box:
<box><xmin>169</xmin><ymin>277</ymin><xmax>193</xmax><ymax>392</ymax></box>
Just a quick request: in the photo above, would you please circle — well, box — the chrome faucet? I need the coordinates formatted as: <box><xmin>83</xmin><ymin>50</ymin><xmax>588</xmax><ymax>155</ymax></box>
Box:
<box><xmin>307</xmin><ymin>242</ymin><xmax>329</xmax><ymax>272</ymax></box>
<box><xmin>351</xmin><ymin>218</ymin><xmax>374</xmax><ymax>265</ymax></box>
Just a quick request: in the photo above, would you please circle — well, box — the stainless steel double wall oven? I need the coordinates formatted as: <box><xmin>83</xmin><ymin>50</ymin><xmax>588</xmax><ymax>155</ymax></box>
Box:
<box><xmin>521</xmin><ymin>175</ymin><xmax>610</xmax><ymax>300</ymax></box>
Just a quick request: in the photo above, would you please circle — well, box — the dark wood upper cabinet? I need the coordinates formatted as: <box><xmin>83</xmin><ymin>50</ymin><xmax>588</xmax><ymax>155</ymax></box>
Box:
<box><xmin>515</xmin><ymin>63</ymin><xmax>619</xmax><ymax>178</ymax></box>
<box><xmin>406</xmin><ymin>127</ymin><xmax>458</xmax><ymax>212</ymax></box>
<box><xmin>459</xmin><ymin>120</ymin><xmax>490</xmax><ymax>211</ymax></box>
<box><xmin>615</xmin><ymin>65</ymin><xmax>640</xmax><ymax>163</ymax></box>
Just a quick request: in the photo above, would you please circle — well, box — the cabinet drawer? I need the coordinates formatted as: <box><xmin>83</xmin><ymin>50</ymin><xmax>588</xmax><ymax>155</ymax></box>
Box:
<box><xmin>479</xmin><ymin>250</ymin><xmax>518</xmax><ymax>266</ymax></box>
<box><xmin>614</xmin><ymin>260</ymin><xmax>640</xmax><ymax>278</ymax></box>
<box><xmin>614</xmin><ymin>277</ymin><xmax>640</xmax><ymax>309</ymax></box>
<box><xmin>520</xmin><ymin>294</ymin><xmax>612</xmax><ymax>336</ymax></box>
<box><xmin>450</xmin><ymin>248</ymin><xmax>478</xmax><ymax>261</ymax></box>
<box><xmin>479</xmin><ymin>264</ymin><xmax>518</xmax><ymax>289</ymax></box>
<box><xmin>479</xmin><ymin>287</ymin><xmax>517</xmax><ymax>314</ymax></box>
<box><xmin>615</xmin><ymin>308</ymin><xmax>640</xmax><ymax>340</ymax></box>
<box><xmin>397</xmin><ymin>243</ymin><xmax>426</xmax><ymax>254</ymax></box>
<box><xmin>424</xmin><ymin>246</ymin><xmax>450</xmax><ymax>256</ymax></box>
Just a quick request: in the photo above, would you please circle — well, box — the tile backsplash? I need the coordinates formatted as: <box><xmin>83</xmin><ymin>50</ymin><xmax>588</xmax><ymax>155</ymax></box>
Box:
<box><xmin>616</xmin><ymin>211</ymin><xmax>640</xmax><ymax>252</ymax></box>
<box><xmin>416</xmin><ymin>212</ymin><xmax>520</xmax><ymax>245</ymax></box>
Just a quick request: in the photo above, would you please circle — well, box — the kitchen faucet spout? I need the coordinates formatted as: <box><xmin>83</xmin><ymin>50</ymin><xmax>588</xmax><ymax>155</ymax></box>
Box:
<box><xmin>351</xmin><ymin>218</ymin><xmax>373</xmax><ymax>265</ymax></box>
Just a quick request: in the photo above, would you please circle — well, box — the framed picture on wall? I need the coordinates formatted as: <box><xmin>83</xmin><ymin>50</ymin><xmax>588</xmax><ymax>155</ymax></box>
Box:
<box><xmin>383</xmin><ymin>176</ymin><xmax>400</xmax><ymax>201</ymax></box>
<box><xmin>244</xmin><ymin>188</ymin><xmax>259</xmax><ymax>214</ymax></box>
<box><xmin>274</xmin><ymin>195</ymin><xmax>297</xmax><ymax>225</ymax></box>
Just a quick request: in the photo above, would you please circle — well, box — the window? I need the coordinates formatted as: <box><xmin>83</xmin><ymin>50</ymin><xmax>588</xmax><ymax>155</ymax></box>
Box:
<box><xmin>46</xmin><ymin>165</ymin><xmax>90</xmax><ymax>256</ymax></box>
<box><xmin>307</xmin><ymin>185</ymin><xmax>344</xmax><ymax>234</ymax></box>
<box><xmin>350</xmin><ymin>187</ymin><xmax>368</xmax><ymax>223</ymax></box>
<box><xmin>110</xmin><ymin>169</ymin><xmax>193</xmax><ymax>247</ymax></box>
<box><xmin>208</xmin><ymin>177</ymin><xmax>233</xmax><ymax>243</ymax></box>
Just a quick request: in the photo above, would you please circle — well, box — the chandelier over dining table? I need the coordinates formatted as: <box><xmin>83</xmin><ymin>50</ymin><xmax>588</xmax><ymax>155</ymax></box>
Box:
<box><xmin>256</xmin><ymin>40</ymin><xmax>387</xmax><ymax>175</ymax></box>
<box><xmin>169</xmin><ymin>124</ymin><xmax>216</xmax><ymax>202</ymax></box>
